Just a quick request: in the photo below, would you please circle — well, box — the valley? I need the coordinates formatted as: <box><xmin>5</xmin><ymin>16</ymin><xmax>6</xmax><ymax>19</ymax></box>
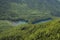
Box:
<box><xmin>0</xmin><ymin>0</ymin><xmax>60</xmax><ymax>40</ymax></box>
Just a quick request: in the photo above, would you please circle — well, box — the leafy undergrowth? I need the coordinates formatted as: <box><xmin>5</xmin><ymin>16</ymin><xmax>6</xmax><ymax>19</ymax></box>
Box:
<box><xmin>0</xmin><ymin>19</ymin><xmax>60</xmax><ymax>40</ymax></box>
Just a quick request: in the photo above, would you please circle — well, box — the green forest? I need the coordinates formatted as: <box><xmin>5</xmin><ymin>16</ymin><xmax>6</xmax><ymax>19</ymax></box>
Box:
<box><xmin>0</xmin><ymin>0</ymin><xmax>60</xmax><ymax>40</ymax></box>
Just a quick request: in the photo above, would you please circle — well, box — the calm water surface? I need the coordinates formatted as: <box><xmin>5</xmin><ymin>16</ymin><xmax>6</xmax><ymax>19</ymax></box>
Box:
<box><xmin>12</xmin><ymin>18</ymin><xmax>52</xmax><ymax>26</ymax></box>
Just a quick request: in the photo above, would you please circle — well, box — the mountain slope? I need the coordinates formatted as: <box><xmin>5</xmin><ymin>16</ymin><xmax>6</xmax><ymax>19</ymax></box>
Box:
<box><xmin>0</xmin><ymin>0</ymin><xmax>60</xmax><ymax>22</ymax></box>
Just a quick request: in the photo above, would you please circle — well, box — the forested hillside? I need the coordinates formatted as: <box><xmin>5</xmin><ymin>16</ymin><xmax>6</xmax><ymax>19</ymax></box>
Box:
<box><xmin>0</xmin><ymin>0</ymin><xmax>60</xmax><ymax>40</ymax></box>
<box><xmin>0</xmin><ymin>0</ymin><xmax>60</xmax><ymax>22</ymax></box>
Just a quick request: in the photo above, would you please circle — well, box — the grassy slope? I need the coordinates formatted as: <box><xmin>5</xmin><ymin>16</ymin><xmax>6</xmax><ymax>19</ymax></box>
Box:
<box><xmin>0</xmin><ymin>19</ymin><xmax>60</xmax><ymax>40</ymax></box>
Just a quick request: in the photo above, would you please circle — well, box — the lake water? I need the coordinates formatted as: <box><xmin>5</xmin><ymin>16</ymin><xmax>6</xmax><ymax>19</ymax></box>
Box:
<box><xmin>32</xmin><ymin>18</ymin><xmax>52</xmax><ymax>24</ymax></box>
<box><xmin>12</xmin><ymin>21</ymin><xmax>28</xmax><ymax>26</ymax></box>
<box><xmin>12</xmin><ymin>18</ymin><xmax>52</xmax><ymax>26</ymax></box>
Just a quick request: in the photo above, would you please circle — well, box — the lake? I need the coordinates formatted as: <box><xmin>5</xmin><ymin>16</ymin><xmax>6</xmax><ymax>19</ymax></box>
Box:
<box><xmin>12</xmin><ymin>21</ymin><xmax>28</xmax><ymax>26</ymax></box>
<box><xmin>12</xmin><ymin>18</ymin><xmax>52</xmax><ymax>26</ymax></box>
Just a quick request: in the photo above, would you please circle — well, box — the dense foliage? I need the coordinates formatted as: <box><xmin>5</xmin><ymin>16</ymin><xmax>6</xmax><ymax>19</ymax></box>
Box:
<box><xmin>0</xmin><ymin>19</ymin><xmax>60</xmax><ymax>40</ymax></box>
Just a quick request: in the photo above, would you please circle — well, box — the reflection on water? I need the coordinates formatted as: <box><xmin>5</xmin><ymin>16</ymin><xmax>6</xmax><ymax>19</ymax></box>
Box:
<box><xmin>12</xmin><ymin>21</ymin><xmax>28</xmax><ymax>26</ymax></box>
<box><xmin>12</xmin><ymin>18</ymin><xmax>52</xmax><ymax>26</ymax></box>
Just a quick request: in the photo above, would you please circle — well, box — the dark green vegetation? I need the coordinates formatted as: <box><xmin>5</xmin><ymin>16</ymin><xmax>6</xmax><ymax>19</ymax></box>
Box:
<box><xmin>0</xmin><ymin>19</ymin><xmax>60</xmax><ymax>40</ymax></box>
<box><xmin>0</xmin><ymin>0</ymin><xmax>60</xmax><ymax>22</ymax></box>
<box><xmin>0</xmin><ymin>0</ymin><xmax>60</xmax><ymax>40</ymax></box>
